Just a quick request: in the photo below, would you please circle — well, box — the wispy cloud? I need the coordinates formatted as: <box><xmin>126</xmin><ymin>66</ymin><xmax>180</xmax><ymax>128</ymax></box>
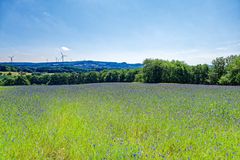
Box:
<box><xmin>61</xmin><ymin>46</ymin><xmax>71</xmax><ymax>51</ymax></box>
<box><xmin>175</xmin><ymin>49</ymin><xmax>199</xmax><ymax>54</ymax></box>
<box><xmin>215</xmin><ymin>39</ymin><xmax>240</xmax><ymax>52</ymax></box>
<box><xmin>216</xmin><ymin>47</ymin><xmax>228</xmax><ymax>51</ymax></box>
<box><xmin>42</xmin><ymin>11</ymin><xmax>50</xmax><ymax>17</ymax></box>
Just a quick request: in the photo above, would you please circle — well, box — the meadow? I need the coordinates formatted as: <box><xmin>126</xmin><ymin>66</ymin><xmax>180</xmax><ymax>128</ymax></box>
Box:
<box><xmin>0</xmin><ymin>83</ymin><xmax>240</xmax><ymax>159</ymax></box>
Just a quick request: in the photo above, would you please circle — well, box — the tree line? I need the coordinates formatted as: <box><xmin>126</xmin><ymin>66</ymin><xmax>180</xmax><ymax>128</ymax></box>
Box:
<box><xmin>0</xmin><ymin>54</ymin><xmax>239</xmax><ymax>86</ymax></box>
<box><xmin>0</xmin><ymin>69</ymin><xmax>141</xmax><ymax>86</ymax></box>
<box><xmin>143</xmin><ymin>54</ymin><xmax>240</xmax><ymax>85</ymax></box>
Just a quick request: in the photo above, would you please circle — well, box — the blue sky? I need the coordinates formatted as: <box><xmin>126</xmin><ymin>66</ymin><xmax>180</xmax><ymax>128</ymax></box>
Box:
<box><xmin>0</xmin><ymin>0</ymin><xmax>240</xmax><ymax>64</ymax></box>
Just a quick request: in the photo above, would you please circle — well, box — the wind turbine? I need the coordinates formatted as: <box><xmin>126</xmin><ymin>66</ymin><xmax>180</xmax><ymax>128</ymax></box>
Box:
<box><xmin>59</xmin><ymin>48</ymin><xmax>67</xmax><ymax>62</ymax></box>
<box><xmin>9</xmin><ymin>56</ymin><xmax>14</xmax><ymax>63</ymax></box>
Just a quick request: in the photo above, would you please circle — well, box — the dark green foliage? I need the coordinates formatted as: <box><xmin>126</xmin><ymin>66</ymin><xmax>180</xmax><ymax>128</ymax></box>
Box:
<box><xmin>125</xmin><ymin>70</ymin><xmax>138</xmax><ymax>82</ymax></box>
<box><xmin>0</xmin><ymin>65</ymin><xmax>17</xmax><ymax>72</ymax></box>
<box><xmin>48</xmin><ymin>73</ymin><xmax>69</xmax><ymax>85</ymax></box>
<box><xmin>142</xmin><ymin>55</ymin><xmax>239</xmax><ymax>85</ymax></box>
<box><xmin>68</xmin><ymin>73</ymin><xmax>81</xmax><ymax>84</ymax></box>
<box><xmin>1</xmin><ymin>76</ymin><xmax>30</xmax><ymax>86</ymax></box>
<box><xmin>102</xmin><ymin>70</ymin><xmax>119</xmax><ymax>82</ymax></box>
<box><xmin>28</xmin><ymin>74</ymin><xmax>51</xmax><ymax>85</ymax></box>
<box><xmin>218</xmin><ymin>55</ymin><xmax>240</xmax><ymax>85</ymax></box>
<box><xmin>170</xmin><ymin>60</ymin><xmax>192</xmax><ymax>83</ymax></box>
<box><xmin>142</xmin><ymin>59</ymin><xmax>192</xmax><ymax>83</ymax></box>
<box><xmin>1</xmin><ymin>77</ymin><xmax>16</xmax><ymax>86</ymax></box>
<box><xmin>14</xmin><ymin>76</ymin><xmax>30</xmax><ymax>85</ymax></box>
<box><xmin>84</xmin><ymin>72</ymin><xmax>99</xmax><ymax>83</ymax></box>
<box><xmin>143</xmin><ymin>59</ymin><xmax>164</xmax><ymax>83</ymax></box>
<box><xmin>208</xmin><ymin>57</ymin><xmax>227</xmax><ymax>84</ymax></box>
<box><xmin>36</xmin><ymin>66</ymin><xmax>85</xmax><ymax>73</ymax></box>
<box><xmin>134</xmin><ymin>72</ymin><xmax>143</xmax><ymax>82</ymax></box>
<box><xmin>227</xmin><ymin>56</ymin><xmax>240</xmax><ymax>84</ymax></box>
<box><xmin>192</xmin><ymin>64</ymin><xmax>209</xmax><ymax>84</ymax></box>
<box><xmin>118</xmin><ymin>70</ymin><xmax>126</xmax><ymax>82</ymax></box>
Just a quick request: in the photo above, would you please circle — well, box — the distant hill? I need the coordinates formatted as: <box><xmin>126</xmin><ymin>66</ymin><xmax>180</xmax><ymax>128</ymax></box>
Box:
<box><xmin>0</xmin><ymin>60</ymin><xmax>143</xmax><ymax>73</ymax></box>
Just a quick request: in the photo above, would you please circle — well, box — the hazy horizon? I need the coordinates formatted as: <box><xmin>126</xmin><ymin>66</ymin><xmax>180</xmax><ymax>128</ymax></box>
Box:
<box><xmin>0</xmin><ymin>0</ymin><xmax>240</xmax><ymax>65</ymax></box>
<box><xmin>0</xmin><ymin>55</ymin><xmax>234</xmax><ymax>65</ymax></box>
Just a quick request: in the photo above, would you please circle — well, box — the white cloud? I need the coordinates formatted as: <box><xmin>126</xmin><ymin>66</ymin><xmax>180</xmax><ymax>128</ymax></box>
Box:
<box><xmin>216</xmin><ymin>47</ymin><xmax>228</xmax><ymax>51</ymax></box>
<box><xmin>61</xmin><ymin>46</ymin><xmax>71</xmax><ymax>51</ymax></box>
<box><xmin>175</xmin><ymin>49</ymin><xmax>199</xmax><ymax>54</ymax></box>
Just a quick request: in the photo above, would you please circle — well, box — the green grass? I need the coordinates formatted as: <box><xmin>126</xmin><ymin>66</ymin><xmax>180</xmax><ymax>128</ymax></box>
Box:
<box><xmin>0</xmin><ymin>83</ymin><xmax>240</xmax><ymax>159</ymax></box>
<box><xmin>0</xmin><ymin>72</ymin><xmax>32</xmax><ymax>81</ymax></box>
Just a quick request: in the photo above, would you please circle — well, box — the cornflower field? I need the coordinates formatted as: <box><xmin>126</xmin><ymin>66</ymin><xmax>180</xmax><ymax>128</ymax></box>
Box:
<box><xmin>0</xmin><ymin>83</ymin><xmax>240</xmax><ymax>159</ymax></box>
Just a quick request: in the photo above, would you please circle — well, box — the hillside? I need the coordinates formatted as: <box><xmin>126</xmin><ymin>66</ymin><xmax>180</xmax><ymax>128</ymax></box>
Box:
<box><xmin>0</xmin><ymin>60</ymin><xmax>143</xmax><ymax>73</ymax></box>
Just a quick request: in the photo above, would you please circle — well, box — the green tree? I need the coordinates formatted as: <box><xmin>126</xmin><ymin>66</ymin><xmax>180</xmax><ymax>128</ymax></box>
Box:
<box><xmin>209</xmin><ymin>57</ymin><xmax>226</xmax><ymax>84</ymax></box>
<box><xmin>68</xmin><ymin>73</ymin><xmax>79</xmax><ymax>84</ymax></box>
<box><xmin>143</xmin><ymin>59</ymin><xmax>164</xmax><ymax>83</ymax></box>
<box><xmin>223</xmin><ymin>56</ymin><xmax>240</xmax><ymax>85</ymax></box>
<box><xmin>48</xmin><ymin>73</ymin><xmax>69</xmax><ymax>85</ymax></box>
<box><xmin>84</xmin><ymin>72</ymin><xmax>99</xmax><ymax>83</ymax></box>
<box><xmin>103</xmin><ymin>70</ymin><xmax>119</xmax><ymax>82</ymax></box>
<box><xmin>125</xmin><ymin>70</ymin><xmax>138</xmax><ymax>82</ymax></box>
<box><xmin>171</xmin><ymin>60</ymin><xmax>192</xmax><ymax>83</ymax></box>
<box><xmin>192</xmin><ymin>64</ymin><xmax>209</xmax><ymax>84</ymax></box>
<box><xmin>2</xmin><ymin>77</ymin><xmax>16</xmax><ymax>86</ymax></box>
<box><xmin>134</xmin><ymin>72</ymin><xmax>143</xmax><ymax>82</ymax></box>
<box><xmin>118</xmin><ymin>70</ymin><xmax>126</xmax><ymax>82</ymax></box>
<box><xmin>14</xmin><ymin>76</ymin><xmax>30</xmax><ymax>85</ymax></box>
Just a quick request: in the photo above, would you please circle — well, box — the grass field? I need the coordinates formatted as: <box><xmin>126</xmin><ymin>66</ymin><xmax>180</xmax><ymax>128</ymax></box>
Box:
<box><xmin>0</xmin><ymin>72</ymin><xmax>31</xmax><ymax>76</ymax></box>
<box><xmin>0</xmin><ymin>72</ymin><xmax>31</xmax><ymax>81</ymax></box>
<box><xmin>0</xmin><ymin>83</ymin><xmax>240</xmax><ymax>159</ymax></box>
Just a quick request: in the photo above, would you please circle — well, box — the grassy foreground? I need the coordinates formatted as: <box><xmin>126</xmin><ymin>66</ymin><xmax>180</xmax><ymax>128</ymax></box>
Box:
<box><xmin>0</xmin><ymin>83</ymin><xmax>240</xmax><ymax>159</ymax></box>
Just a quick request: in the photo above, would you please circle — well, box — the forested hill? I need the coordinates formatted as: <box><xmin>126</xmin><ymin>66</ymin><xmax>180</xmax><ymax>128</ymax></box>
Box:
<box><xmin>0</xmin><ymin>60</ymin><xmax>143</xmax><ymax>69</ymax></box>
<box><xmin>0</xmin><ymin>61</ymin><xmax>143</xmax><ymax>72</ymax></box>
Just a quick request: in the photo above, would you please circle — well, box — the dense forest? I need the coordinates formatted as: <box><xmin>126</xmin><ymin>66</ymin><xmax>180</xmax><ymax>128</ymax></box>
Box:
<box><xmin>0</xmin><ymin>54</ymin><xmax>239</xmax><ymax>86</ymax></box>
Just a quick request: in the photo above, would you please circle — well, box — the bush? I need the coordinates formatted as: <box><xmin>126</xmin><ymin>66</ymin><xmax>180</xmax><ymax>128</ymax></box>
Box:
<box><xmin>134</xmin><ymin>73</ymin><xmax>143</xmax><ymax>82</ymax></box>
<box><xmin>48</xmin><ymin>73</ymin><xmax>69</xmax><ymax>85</ymax></box>
<box><xmin>2</xmin><ymin>77</ymin><xmax>16</xmax><ymax>86</ymax></box>
<box><xmin>218</xmin><ymin>75</ymin><xmax>231</xmax><ymax>85</ymax></box>
<box><xmin>14</xmin><ymin>76</ymin><xmax>30</xmax><ymax>85</ymax></box>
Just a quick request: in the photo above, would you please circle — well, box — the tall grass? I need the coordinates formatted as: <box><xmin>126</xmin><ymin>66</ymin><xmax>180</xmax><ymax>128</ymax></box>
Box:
<box><xmin>0</xmin><ymin>83</ymin><xmax>240</xmax><ymax>159</ymax></box>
